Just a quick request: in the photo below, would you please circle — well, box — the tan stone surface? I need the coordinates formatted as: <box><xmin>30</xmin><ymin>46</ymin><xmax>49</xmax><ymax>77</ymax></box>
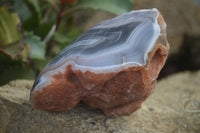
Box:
<box><xmin>0</xmin><ymin>71</ymin><xmax>200</xmax><ymax>133</ymax></box>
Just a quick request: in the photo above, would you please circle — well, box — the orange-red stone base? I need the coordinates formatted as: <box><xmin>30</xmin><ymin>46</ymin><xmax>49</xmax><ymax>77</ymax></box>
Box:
<box><xmin>31</xmin><ymin>40</ymin><xmax>169</xmax><ymax>116</ymax></box>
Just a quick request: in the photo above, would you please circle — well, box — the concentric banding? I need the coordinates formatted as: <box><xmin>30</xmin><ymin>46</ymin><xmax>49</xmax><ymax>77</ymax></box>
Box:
<box><xmin>33</xmin><ymin>8</ymin><xmax>164</xmax><ymax>92</ymax></box>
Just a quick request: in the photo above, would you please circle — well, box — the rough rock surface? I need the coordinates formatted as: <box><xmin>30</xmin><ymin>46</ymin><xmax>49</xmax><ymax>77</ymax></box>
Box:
<box><xmin>0</xmin><ymin>71</ymin><xmax>200</xmax><ymax>133</ymax></box>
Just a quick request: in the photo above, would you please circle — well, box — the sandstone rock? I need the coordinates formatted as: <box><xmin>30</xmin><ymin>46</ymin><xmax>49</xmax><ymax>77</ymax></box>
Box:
<box><xmin>0</xmin><ymin>71</ymin><xmax>200</xmax><ymax>133</ymax></box>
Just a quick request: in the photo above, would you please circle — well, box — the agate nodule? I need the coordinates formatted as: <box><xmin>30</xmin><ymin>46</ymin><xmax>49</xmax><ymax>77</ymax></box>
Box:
<box><xmin>30</xmin><ymin>8</ymin><xmax>169</xmax><ymax>116</ymax></box>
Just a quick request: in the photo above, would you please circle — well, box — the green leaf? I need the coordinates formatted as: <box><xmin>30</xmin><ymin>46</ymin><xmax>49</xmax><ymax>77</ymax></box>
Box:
<box><xmin>0</xmin><ymin>42</ymin><xmax>31</xmax><ymax>61</ymax></box>
<box><xmin>0</xmin><ymin>66</ymin><xmax>35</xmax><ymax>86</ymax></box>
<box><xmin>54</xmin><ymin>32</ymin><xmax>71</xmax><ymax>44</ymax></box>
<box><xmin>54</xmin><ymin>25</ymin><xmax>82</xmax><ymax>50</ymax></box>
<box><xmin>0</xmin><ymin>54</ymin><xmax>35</xmax><ymax>86</ymax></box>
<box><xmin>19</xmin><ymin>43</ymin><xmax>31</xmax><ymax>62</ymax></box>
<box><xmin>23</xmin><ymin>32</ymin><xmax>46</xmax><ymax>60</ymax></box>
<box><xmin>13</xmin><ymin>0</ymin><xmax>32</xmax><ymax>22</ymax></box>
<box><xmin>77</xmin><ymin>0</ymin><xmax>133</xmax><ymax>15</ymax></box>
<box><xmin>27</xmin><ymin>0</ymin><xmax>41</xmax><ymax>19</ymax></box>
<box><xmin>0</xmin><ymin>6</ymin><xmax>21</xmax><ymax>46</ymax></box>
<box><xmin>44</xmin><ymin>0</ymin><xmax>59</xmax><ymax>12</ymax></box>
<box><xmin>0</xmin><ymin>0</ymin><xmax>13</xmax><ymax>6</ymax></box>
<box><xmin>32</xmin><ymin>59</ymin><xmax>51</xmax><ymax>72</ymax></box>
<box><xmin>13</xmin><ymin>0</ymin><xmax>41</xmax><ymax>32</ymax></box>
<box><xmin>0</xmin><ymin>5</ymin><xmax>30</xmax><ymax>61</ymax></box>
<box><xmin>34</xmin><ymin>15</ymin><xmax>56</xmax><ymax>39</ymax></box>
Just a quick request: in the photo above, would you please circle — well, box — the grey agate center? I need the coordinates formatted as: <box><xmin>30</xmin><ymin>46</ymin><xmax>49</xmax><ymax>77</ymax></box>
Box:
<box><xmin>48</xmin><ymin>9</ymin><xmax>160</xmax><ymax>69</ymax></box>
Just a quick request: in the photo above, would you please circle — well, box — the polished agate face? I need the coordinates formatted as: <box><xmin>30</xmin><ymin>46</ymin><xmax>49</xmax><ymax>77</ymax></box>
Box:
<box><xmin>32</xmin><ymin>8</ymin><xmax>165</xmax><ymax>92</ymax></box>
<box><xmin>47</xmin><ymin>9</ymin><xmax>162</xmax><ymax>72</ymax></box>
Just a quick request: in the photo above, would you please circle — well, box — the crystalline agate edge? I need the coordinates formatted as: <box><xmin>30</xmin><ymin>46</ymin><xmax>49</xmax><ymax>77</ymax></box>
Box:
<box><xmin>32</xmin><ymin>8</ymin><xmax>166</xmax><ymax>92</ymax></box>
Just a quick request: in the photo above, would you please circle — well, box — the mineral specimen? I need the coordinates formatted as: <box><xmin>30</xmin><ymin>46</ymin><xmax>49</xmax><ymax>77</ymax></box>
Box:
<box><xmin>30</xmin><ymin>8</ymin><xmax>169</xmax><ymax>116</ymax></box>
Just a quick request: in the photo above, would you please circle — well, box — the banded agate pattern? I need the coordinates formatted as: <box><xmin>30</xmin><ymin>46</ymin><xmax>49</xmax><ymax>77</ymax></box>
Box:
<box><xmin>45</xmin><ymin>8</ymin><xmax>161</xmax><ymax>72</ymax></box>
<box><xmin>31</xmin><ymin>8</ymin><xmax>169</xmax><ymax>116</ymax></box>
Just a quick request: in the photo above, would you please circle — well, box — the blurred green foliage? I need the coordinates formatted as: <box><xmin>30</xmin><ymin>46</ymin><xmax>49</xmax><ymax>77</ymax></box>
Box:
<box><xmin>0</xmin><ymin>0</ymin><xmax>133</xmax><ymax>85</ymax></box>
<box><xmin>0</xmin><ymin>6</ymin><xmax>21</xmax><ymax>46</ymax></box>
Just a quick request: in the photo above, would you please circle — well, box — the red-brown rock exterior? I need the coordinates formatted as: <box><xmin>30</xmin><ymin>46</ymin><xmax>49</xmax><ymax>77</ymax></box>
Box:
<box><xmin>30</xmin><ymin>8</ymin><xmax>169</xmax><ymax>116</ymax></box>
